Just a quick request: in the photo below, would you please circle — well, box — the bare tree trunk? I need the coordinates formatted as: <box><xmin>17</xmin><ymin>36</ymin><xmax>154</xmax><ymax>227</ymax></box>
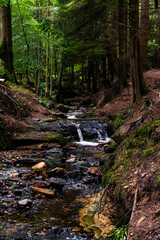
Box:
<box><xmin>140</xmin><ymin>0</ymin><xmax>149</xmax><ymax>69</ymax></box>
<box><xmin>118</xmin><ymin>0</ymin><xmax>128</xmax><ymax>93</ymax></box>
<box><xmin>50</xmin><ymin>44</ymin><xmax>54</xmax><ymax>97</ymax></box>
<box><xmin>45</xmin><ymin>1</ymin><xmax>49</xmax><ymax>97</ymax></box>
<box><xmin>17</xmin><ymin>0</ymin><xmax>30</xmax><ymax>84</ymax></box>
<box><xmin>1</xmin><ymin>1</ymin><xmax>14</xmax><ymax>79</ymax></box>
<box><xmin>129</xmin><ymin>0</ymin><xmax>147</xmax><ymax>103</ymax></box>
<box><xmin>56</xmin><ymin>53</ymin><xmax>63</xmax><ymax>102</ymax></box>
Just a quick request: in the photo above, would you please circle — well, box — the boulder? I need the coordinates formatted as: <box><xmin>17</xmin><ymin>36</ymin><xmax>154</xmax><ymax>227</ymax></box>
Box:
<box><xmin>14</xmin><ymin>132</ymin><xmax>68</xmax><ymax>146</ymax></box>
<box><xmin>32</xmin><ymin>162</ymin><xmax>47</xmax><ymax>178</ymax></box>
<box><xmin>57</xmin><ymin>104</ymin><xmax>69</xmax><ymax>113</ymax></box>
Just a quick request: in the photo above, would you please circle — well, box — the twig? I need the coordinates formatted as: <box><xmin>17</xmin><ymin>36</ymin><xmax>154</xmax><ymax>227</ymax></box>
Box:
<box><xmin>127</xmin><ymin>185</ymin><xmax>138</xmax><ymax>240</ymax></box>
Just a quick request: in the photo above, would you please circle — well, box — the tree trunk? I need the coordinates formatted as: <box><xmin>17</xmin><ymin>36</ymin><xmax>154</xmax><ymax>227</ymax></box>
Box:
<box><xmin>140</xmin><ymin>0</ymin><xmax>149</xmax><ymax>69</ymax></box>
<box><xmin>56</xmin><ymin>53</ymin><xmax>63</xmax><ymax>102</ymax></box>
<box><xmin>118</xmin><ymin>0</ymin><xmax>128</xmax><ymax>93</ymax></box>
<box><xmin>17</xmin><ymin>0</ymin><xmax>30</xmax><ymax>84</ymax></box>
<box><xmin>45</xmin><ymin>1</ymin><xmax>49</xmax><ymax>97</ymax></box>
<box><xmin>129</xmin><ymin>0</ymin><xmax>147</xmax><ymax>103</ymax></box>
<box><xmin>50</xmin><ymin>44</ymin><xmax>54</xmax><ymax>97</ymax></box>
<box><xmin>1</xmin><ymin>1</ymin><xmax>14</xmax><ymax>78</ymax></box>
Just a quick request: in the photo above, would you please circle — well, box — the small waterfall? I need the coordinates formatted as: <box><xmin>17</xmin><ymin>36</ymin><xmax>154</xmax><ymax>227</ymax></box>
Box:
<box><xmin>77</xmin><ymin>128</ymin><xmax>84</xmax><ymax>142</ymax></box>
<box><xmin>96</xmin><ymin>130</ymin><xmax>102</xmax><ymax>141</ymax></box>
<box><xmin>105</xmin><ymin>132</ymin><xmax>111</xmax><ymax>143</ymax></box>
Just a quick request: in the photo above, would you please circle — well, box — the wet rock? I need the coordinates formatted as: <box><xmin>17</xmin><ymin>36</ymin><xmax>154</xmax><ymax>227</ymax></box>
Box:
<box><xmin>88</xmin><ymin>167</ymin><xmax>102</xmax><ymax>176</ymax></box>
<box><xmin>66</xmin><ymin>157</ymin><xmax>76</xmax><ymax>163</ymax></box>
<box><xmin>18</xmin><ymin>199</ymin><xmax>32</xmax><ymax>206</ymax></box>
<box><xmin>99</xmin><ymin>154</ymin><xmax>110</xmax><ymax>166</ymax></box>
<box><xmin>48</xmin><ymin>167</ymin><xmax>66</xmax><ymax>177</ymax></box>
<box><xmin>14</xmin><ymin>189</ymin><xmax>23</xmax><ymax>196</ymax></box>
<box><xmin>57</xmin><ymin>103</ymin><xmax>69</xmax><ymax>113</ymax></box>
<box><xmin>32</xmin><ymin>162</ymin><xmax>47</xmax><ymax>178</ymax></box>
<box><xmin>34</xmin><ymin>181</ymin><xmax>48</xmax><ymax>188</ymax></box>
<box><xmin>14</xmin><ymin>132</ymin><xmax>68</xmax><ymax>146</ymax></box>
<box><xmin>32</xmin><ymin>187</ymin><xmax>55</xmax><ymax>197</ymax></box>
<box><xmin>9</xmin><ymin>173</ymin><xmax>19</xmax><ymax>178</ymax></box>
<box><xmin>49</xmin><ymin>177</ymin><xmax>67</xmax><ymax>189</ymax></box>
<box><xmin>79</xmin><ymin>120</ymin><xmax>108</xmax><ymax>140</ymax></box>
<box><xmin>65</xmin><ymin>170</ymin><xmax>82</xmax><ymax>179</ymax></box>
<box><xmin>102</xmin><ymin>153</ymin><xmax>115</xmax><ymax>170</ymax></box>
<box><xmin>83</xmin><ymin>176</ymin><xmax>99</xmax><ymax>184</ymax></box>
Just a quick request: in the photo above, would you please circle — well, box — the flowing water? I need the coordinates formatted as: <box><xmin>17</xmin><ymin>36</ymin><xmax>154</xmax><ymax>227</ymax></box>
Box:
<box><xmin>0</xmin><ymin>115</ymin><xmax>112</xmax><ymax>240</ymax></box>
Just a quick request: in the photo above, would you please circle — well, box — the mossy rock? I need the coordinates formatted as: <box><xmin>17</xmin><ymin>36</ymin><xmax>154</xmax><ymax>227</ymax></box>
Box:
<box><xmin>57</xmin><ymin>104</ymin><xmax>69</xmax><ymax>113</ymax></box>
<box><xmin>13</xmin><ymin>126</ymin><xmax>36</xmax><ymax>133</ymax></box>
<box><xmin>104</xmin><ymin>140</ymin><xmax>118</xmax><ymax>153</ymax></box>
<box><xmin>15</xmin><ymin>132</ymin><xmax>68</xmax><ymax>146</ymax></box>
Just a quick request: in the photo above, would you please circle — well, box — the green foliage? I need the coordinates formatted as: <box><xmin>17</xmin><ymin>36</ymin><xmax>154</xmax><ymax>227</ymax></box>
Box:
<box><xmin>142</xmin><ymin>146</ymin><xmax>157</xmax><ymax>158</ymax></box>
<box><xmin>0</xmin><ymin>0</ymin><xmax>9</xmax><ymax>7</ymax></box>
<box><xmin>105</xmin><ymin>226</ymin><xmax>128</xmax><ymax>240</ymax></box>
<box><xmin>154</xmin><ymin>170</ymin><xmax>160</xmax><ymax>188</ymax></box>
<box><xmin>113</xmin><ymin>115</ymin><xmax>124</xmax><ymax>130</ymax></box>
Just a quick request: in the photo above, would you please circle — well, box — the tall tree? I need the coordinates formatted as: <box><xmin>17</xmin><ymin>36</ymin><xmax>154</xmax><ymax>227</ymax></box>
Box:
<box><xmin>0</xmin><ymin>0</ymin><xmax>14</xmax><ymax>77</ymax></box>
<box><xmin>118</xmin><ymin>0</ymin><xmax>128</xmax><ymax>93</ymax></box>
<box><xmin>129</xmin><ymin>0</ymin><xmax>147</xmax><ymax>103</ymax></box>
<box><xmin>140</xmin><ymin>0</ymin><xmax>149</xmax><ymax>69</ymax></box>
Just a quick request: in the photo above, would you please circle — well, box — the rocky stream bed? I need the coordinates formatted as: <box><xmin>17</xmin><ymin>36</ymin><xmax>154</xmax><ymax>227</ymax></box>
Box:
<box><xmin>0</xmin><ymin>115</ymin><xmax>114</xmax><ymax>240</ymax></box>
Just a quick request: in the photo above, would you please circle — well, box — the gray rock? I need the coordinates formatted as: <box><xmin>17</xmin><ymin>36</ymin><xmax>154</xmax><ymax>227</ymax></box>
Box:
<box><xmin>18</xmin><ymin>199</ymin><xmax>32</xmax><ymax>206</ymax></box>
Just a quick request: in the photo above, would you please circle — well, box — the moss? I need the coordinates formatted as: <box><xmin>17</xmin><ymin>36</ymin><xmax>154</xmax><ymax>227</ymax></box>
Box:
<box><xmin>104</xmin><ymin>140</ymin><xmax>118</xmax><ymax>153</ymax></box>
<box><xmin>124</xmin><ymin>137</ymin><xmax>146</xmax><ymax>149</ymax></box>
<box><xmin>102</xmin><ymin>169</ymin><xmax>116</xmax><ymax>187</ymax></box>
<box><xmin>153</xmin><ymin>170</ymin><xmax>160</xmax><ymax>188</ymax></box>
<box><xmin>142</xmin><ymin>146</ymin><xmax>157</xmax><ymax>158</ymax></box>
<box><xmin>14</xmin><ymin>126</ymin><xmax>35</xmax><ymax>133</ymax></box>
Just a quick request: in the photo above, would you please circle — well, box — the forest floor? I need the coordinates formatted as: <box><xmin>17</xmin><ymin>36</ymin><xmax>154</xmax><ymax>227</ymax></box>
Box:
<box><xmin>0</xmin><ymin>70</ymin><xmax>160</xmax><ymax>239</ymax></box>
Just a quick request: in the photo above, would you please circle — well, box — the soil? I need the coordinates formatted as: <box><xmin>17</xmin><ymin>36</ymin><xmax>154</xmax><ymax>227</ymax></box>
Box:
<box><xmin>0</xmin><ymin>70</ymin><xmax>160</xmax><ymax>239</ymax></box>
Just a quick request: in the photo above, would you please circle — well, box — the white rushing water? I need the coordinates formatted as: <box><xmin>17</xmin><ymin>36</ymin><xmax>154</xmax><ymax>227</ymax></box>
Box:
<box><xmin>75</xmin><ymin>126</ymin><xmax>111</xmax><ymax>146</ymax></box>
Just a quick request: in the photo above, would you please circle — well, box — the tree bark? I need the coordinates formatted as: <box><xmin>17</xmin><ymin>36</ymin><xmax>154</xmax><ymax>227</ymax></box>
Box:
<box><xmin>129</xmin><ymin>0</ymin><xmax>147</xmax><ymax>103</ymax></box>
<box><xmin>56</xmin><ymin>53</ymin><xmax>63</xmax><ymax>102</ymax></box>
<box><xmin>118</xmin><ymin>0</ymin><xmax>128</xmax><ymax>93</ymax></box>
<box><xmin>140</xmin><ymin>0</ymin><xmax>149</xmax><ymax>69</ymax></box>
<box><xmin>1</xmin><ymin>1</ymin><xmax>14</xmax><ymax>77</ymax></box>
<box><xmin>50</xmin><ymin>43</ymin><xmax>54</xmax><ymax>97</ymax></box>
<box><xmin>45</xmin><ymin>0</ymin><xmax>49</xmax><ymax>97</ymax></box>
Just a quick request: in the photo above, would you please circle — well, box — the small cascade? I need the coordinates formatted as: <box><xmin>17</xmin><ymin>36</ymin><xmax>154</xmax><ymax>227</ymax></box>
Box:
<box><xmin>74</xmin><ymin>120</ymin><xmax>111</xmax><ymax>146</ymax></box>
<box><xmin>96</xmin><ymin>130</ymin><xmax>102</xmax><ymax>141</ymax></box>
<box><xmin>105</xmin><ymin>132</ymin><xmax>111</xmax><ymax>143</ymax></box>
<box><xmin>77</xmin><ymin>128</ymin><xmax>84</xmax><ymax>142</ymax></box>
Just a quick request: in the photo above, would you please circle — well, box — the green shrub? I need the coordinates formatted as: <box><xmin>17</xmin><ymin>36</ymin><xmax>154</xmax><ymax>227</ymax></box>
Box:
<box><xmin>105</xmin><ymin>225</ymin><xmax>128</xmax><ymax>239</ymax></box>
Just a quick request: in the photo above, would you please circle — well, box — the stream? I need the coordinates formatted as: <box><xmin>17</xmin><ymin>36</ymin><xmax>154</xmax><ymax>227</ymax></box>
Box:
<box><xmin>0</xmin><ymin>110</ymin><xmax>112</xmax><ymax>240</ymax></box>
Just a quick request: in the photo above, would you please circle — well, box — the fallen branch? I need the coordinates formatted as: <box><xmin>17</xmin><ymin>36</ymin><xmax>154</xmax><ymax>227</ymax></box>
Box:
<box><xmin>127</xmin><ymin>185</ymin><xmax>138</xmax><ymax>240</ymax></box>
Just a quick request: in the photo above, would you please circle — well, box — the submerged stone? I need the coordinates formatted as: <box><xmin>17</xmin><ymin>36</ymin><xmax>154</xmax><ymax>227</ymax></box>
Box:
<box><xmin>32</xmin><ymin>187</ymin><xmax>55</xmax><ymax>197</ymax></box>
<box><xmin>48</xmin><ymin>167</ymin><xmax>66</xmax><ymax>177</ymax></box>
<box><xmin>32</xmin><ymin>162</ymin><xmax>47</xmax><ymax>178</ymax></box>
<box><xmin>49</xmin><ymin>177</ymin><xmax>67</xmax><ymax>189</ymax></box>
<box><xmin>88</xmin><ymin>167</ymin><xmax>102</xmax><ymax>176</ymax></box>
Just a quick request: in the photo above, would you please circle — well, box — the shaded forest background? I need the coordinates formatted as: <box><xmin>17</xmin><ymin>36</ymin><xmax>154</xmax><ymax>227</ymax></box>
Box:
<box><xmin>0</xmin><ymin>0</ymin><xmax>160</xmax><ymax>103</ymax></box>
